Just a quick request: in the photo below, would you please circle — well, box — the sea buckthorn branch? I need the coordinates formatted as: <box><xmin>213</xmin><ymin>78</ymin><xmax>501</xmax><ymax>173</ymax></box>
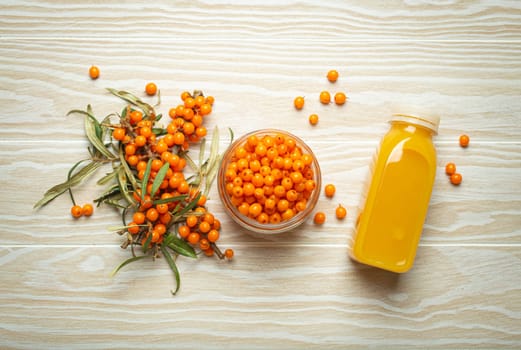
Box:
<box><xmin>35</xmin><ymin>88</ymin><xmax>234</xmax><ymax>295</ymax></box>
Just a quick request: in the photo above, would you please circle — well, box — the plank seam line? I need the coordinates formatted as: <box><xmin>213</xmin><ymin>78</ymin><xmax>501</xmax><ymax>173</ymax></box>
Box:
<box><xmin>1</xmin><ymin>243</ymin><xmax>520</xmax><ymax>248</ymax></box>
<box><xmin>2</xmin><ymin>37</ymin><xmax>521</xmax><ymax>43</ymax></box>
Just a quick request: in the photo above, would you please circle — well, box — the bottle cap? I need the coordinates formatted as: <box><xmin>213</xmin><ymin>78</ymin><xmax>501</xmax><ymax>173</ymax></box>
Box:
<box><xmin>390</xmin><ymin>104</ymin><xmax>440</xmax><ymax>134</ymax></box>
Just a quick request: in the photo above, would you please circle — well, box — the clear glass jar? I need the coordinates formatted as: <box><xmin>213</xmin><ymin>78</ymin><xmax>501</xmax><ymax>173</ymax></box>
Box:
<box><xmin>218</xmin><ymin>129</ymin><xmax>321</xmax><ymax>235</ymax></box>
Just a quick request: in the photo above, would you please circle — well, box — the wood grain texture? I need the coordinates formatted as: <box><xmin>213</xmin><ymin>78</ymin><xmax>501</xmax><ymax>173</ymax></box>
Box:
<box><xmin>1</xmin><ymin>1</ymin><xmax>520</xmax><ymax>349</ymax></box>
<box><xmin>0</xmin><ymin>246</ymin><xmax>520</xmax><ymax>349</ymax></box>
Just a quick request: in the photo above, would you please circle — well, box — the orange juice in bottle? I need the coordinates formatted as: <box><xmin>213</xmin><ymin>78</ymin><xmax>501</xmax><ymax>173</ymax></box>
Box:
<box><xmin>349</xmin><ymin>111</ymin><xmax>440</xmax><ymax>273</ymax></box>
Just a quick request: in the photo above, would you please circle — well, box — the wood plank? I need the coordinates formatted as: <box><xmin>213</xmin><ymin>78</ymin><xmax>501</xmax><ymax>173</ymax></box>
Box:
<box><xmin>0</xmin><ymin>245</ymin><xmax>519</xmax><ymax>349</ymax></box>
<box><xmin>1</xmin><ymin>141</ymin><xmax>519</xmax><ymax>245</ymax></box>
<box><xmin>0</xmin><ymin>40</ymin><xmax>520</xmax><ymax>141</ymax></box>
<box><xmin>1</xmin><ymin>1</ymin><xmax>521</xmax><ymax>40</ymax></box>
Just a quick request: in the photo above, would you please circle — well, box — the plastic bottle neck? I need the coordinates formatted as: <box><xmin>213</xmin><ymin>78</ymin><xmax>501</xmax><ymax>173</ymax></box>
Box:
<box><xmin>390</xmin><ymin>113</ymin><xmax>439</xmax><ymax>135</ymax></box>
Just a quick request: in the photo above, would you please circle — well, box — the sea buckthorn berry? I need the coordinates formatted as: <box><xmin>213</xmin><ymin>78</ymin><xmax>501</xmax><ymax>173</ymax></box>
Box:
<box><xmin>194</xmin><ymin>95</ymin><xmax>205</xmax><ymax>107</ymax></box>
<box><xmin>207</xmin><ymin>229</ymin><xmax>220</xmax><ymax>243</ymax></box>
<box><xmin>324</xmin><ymin>184</ymin><xmax>336</xmax><ymax>198</ymax></box>
<box><xmin>309</xmin><ymin>114</ymin><xmax>319</xmax><ymax>126</ymax></box>
<box><xmin>145</xmin><ymin>82</ymin><xmax>157</xmax><ymax>96</ymax></box>
<box><xmin>199</xmin><ymin>238</ymin><xmax>210</xmax><ymax>251</ymax></box>
<box><xmin>327</xmin><ymin>70</ymin><xmax>339</xmax><ymax>83</ymax></box>
<box><xmin>450</xmin><ymin>173</ymin><xmax>463</xmax><ymax>186</ymax></box>
<box><xmin>129</xmin><ymin>110</ymin><xmax>143</xmax><ymax>124</ymax></box>
<box><xmin>313</xmin><ymin>212</ymin><xmax>326</xmax><ymax>225</ymax></box>
<box><xmin>135</xmin><ymin>135</ymin><xmax>147</xmax><ymax>147</ymax></box>
<box><xmin>181</xmin><ymin>91</ymin><xmax>191</xmax><ymax>101</ymax></box>
<box><xmin>319</xmin><ymin>91</ymin><xmax>331</xmax><ymax>104</ymax></box>
<box><xmin>184</xmin><ymin>97</ymin><xmax>196</xmax><ymax>109</ymax></box>
<box><xmin>204</xmin><ymin>247</ymin><xmax>214</xmax><ymax>257</ymax></box>
<box><xmin>146</xmin><ymin>208</ymin><xmax>159</xmax><ymax>222</ymax></box>
<box><xmin>445</xmin><ymin>162</ymin><xmax>456</xmax><ymax>176</ymax></box>
<box><xmin>127</xmin><ymin>222</ymin><xmax>140</xmax><ymax>235</ymax></box>
<box><xmin>459</xmin><ymin>134</ymin><xmax>470</xmax><ymax>148</ymax></box>
<box><xmin>205</xmin><ymin>96</ymin><xmax>215</xmax><ymax>105</ymax></box>
<box><xmin>334</xmin><ymin>92</ymin><xmax>347</xmax><ymax>105</ymax></box>
<box><xmin>178</xmin><ymin>225</ymin><xmax>190</xmax><ymax>239</ymax></box>
<box><xmin>200</xmin><ymin>103</ymin><xmax>212</xmax><ymax>116</ymax></box>
<box><xmin>248</xmin><ymin>203</ymin><xmax>263</xmax><ymax>218</ymax></box>
<box><xmin>199</xmin><ymin>221</ymin><xmax>211</xmax><ymax>234</ymax></box>
<box><xmin>89</xmin><ymin>65</ymin><xmax>100</xmax><ymax>79</ymax></box>
<box><xmin>187</xmin><ymin>232</ymin><xmax>200</xmax><ymax>245</ymax></box>
<box><xmin>112</xmin><ymin>128</ymin><xmax>126</xmax><ymax>141</ymax></box>
<box><xmin>81</xmin><ymin>204</ymin><xmax>94</xmax><ymax>217</ymax></box>
<box><xmin>186</xmin><ymin>215</ymin><xmax>198</xmax><ymax>228</ymax></box>
<box><xmin>224</xmin><ymin>248</ymin><xmax>234</xmax><ymax>260</ymax></box>
<box><xmin>336</xmin><ymin>204</ymin><xmax>347</xmax><ymax>220</ymax></box>
<box><xmin>133</xmin><ymin>211</ymin><xmax>146</xmax><ymax>225</ymax></box>
<box><xmin>71</xmin><ymin>205</ymin><xmax>83</xmax><ymax>218</ymax></box>
<box><xmin>156</xmin><ymin>203</ymin><xmax>169</xmax><ymax>214</ymax></box>
<box><xmin>294</xmin><ymin>96</ymin><xmax>305</xmax><ymax>110</ymax></box>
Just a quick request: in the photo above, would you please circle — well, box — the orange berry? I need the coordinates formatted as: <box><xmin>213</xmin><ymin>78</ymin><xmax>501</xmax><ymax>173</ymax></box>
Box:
<box><xmin>459</xmin><ymin>134</ymin><xmax>470</xmax><ymax>148</ymax></box>
<box><xmin>207</xmin><ymin>229</ymin><xmax>220</xmax><ymax>243</ymax></box>
<box><xmin>199</xmin><ymin>221</ymin><xmax>211</xmax><ymax>234</ymax></box>
<box><xmin>88</xmin><ymin>65</ymin><xmax>100</xmax><ymax>79</ymax></box>
<box><xmin>133</xmin><ymin>211</ymin><xmax>146</xmax><ymax>225</ymax></box>
<box><xmin>309</xmin><ymin>114</ymin><xmax>319</xmax><ymax>125</ymax></box>
<box><xmin>450</xmin><ymin>173</ymin><xmax>462</xmax><ymax>185</ymax></box>
<box><xmin>203</xmin><ymin>247</ymin><xmax>215</xmax><ymax>257</ymax></box>
<box><xmin>82</xmin><ymin>203</ymin><xmax>94</xmax><ymax>217</ymax></box>
<box><xmin>181</xmin><ymin>91</ymin><xmax>191</xmax><ymax>101</ymax></box>
<box><xmin>173</xmin><ymin>132</ymin><xmax>185</xmax><ymax>145</ymax></box>
<box><xmin>205</xmin><ymin>96</ymin><xmax>215</xmax><ymax>105</ymax></box>
<box><xmin>334</xmin><ymin>92</ymin><xmax>347</xmax><ymax>105</ymax></box>
<box><xmin>187</xmin><ymin>232</ymin><xmax>200</xmax><ymax>245</ymax></box>
<box><xmin>145</xmin><ymin>82</ymin><xmax>157</xmax><ymax>96</ymax></box>
<box><xmin>129</xmin><ymin>110</ymin><xmax>143</xmax><ymax>124</ymax></box>
<box><xmin>178</xmin><ymin>225</ymin><xmax>190</xmax><ymax>239</ymax></box>
<box><xmin>135</xmin><ymin>135</ymin><xmax>147</xmax><ymax>147</ymax></box>
<box><xmin>335</xmin><ymin>204</ymin><xmax>347</xmax><ymax>220</ymax></box>
<box><xmin>294</xmin><ymin>96</ymin><xmax>305</xmax><ymax>110</ymax></box>
<box><xmin>199</xmin><ymin>238</ymin><xmax>211</xmax><ymax>250</ymax></box>
<box><xmin>127</xmin><ymin>222</ymin><xmax>140</xmax><ymax>235</ymax></box>
<box><xmin>202</xmin><ymin>212</ymin><xmax>215</xmax><ymax>226</ymax></box>
<box><xmin>195</xmin><ymin>126</ymin><xmax>207</xmax><ymax>138</ymax></box>
<box><xmin>319</xmin><ymin>91</ymin><xmax>331</xmax><ymax>104</ymax></box>
<box><xmin>324</xmin><ymin>184</ymin><xmax>336</xmax><ymax>198</ymax></box>
<box><xmin>146</xmin><ymin>208</ymin><xmax>159</xmax><ymax>222</ymax></box>
<box><xmin>248</xmin><ymin>203</ymin><xmax>263</xmax><ymax>218</ymax></box>
<box><xmin>313</xmin><ymin>212</ymin><xmax>326</xmax><ymax>224</ymax></box>
<box><xmin>327</xmin><ymin>70</ymin><xmax>339</xmax><ymax>83</ymax></box>
<box><xmin>70</xmin><ymin>205</ymin><xmax>83</xmax><ymax>218</ymax></box>
<box><xmin>445</xmin><ymin>162</ymin><xmax>456</xmax><ymax>176</ymax></box>
<box><xmin>224</xmin><ymin>248</ymin><xmax>234</xmax><ymax>260</ymax></box>
<box><xmin>199</xmin><ymin>103</ymin><xmax>212</xmax><ymax>116</ymax></box>
<box><xmin>112</xmin><ymin>127</ymin><xmax>126</xmax><ymax>141</ymax></box>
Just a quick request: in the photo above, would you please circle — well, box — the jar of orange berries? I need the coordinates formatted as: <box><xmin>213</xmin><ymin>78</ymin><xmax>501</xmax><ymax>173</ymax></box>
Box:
<box><xmin>218</xmin><ymin>129</ymin><xmax>321</xmax><ymax>234</ymax></box>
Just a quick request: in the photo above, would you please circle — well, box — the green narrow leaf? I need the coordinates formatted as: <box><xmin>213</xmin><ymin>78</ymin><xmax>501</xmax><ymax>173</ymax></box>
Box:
<box><xmin>152</xmin><ymin>127</ymin><xmax>167</xmax><ymax>137</ymax></box>
<box><xmin>167</xmin><ymin>235</ymin><xmax>197</xmax><ymax>259</ymax></box>
<box><xmin>34</xmin><ymin>161</ymin><xmax>103</xmax><ymax>209</ymax></box>
<box><xmin>183</xmin><ymin>152</ymin><xmax>199</xmax><ymax>173</ymax></box>
<box><xmin>86</xmin><ymin>104</ymin><xmax>102</xmax><ymax>140</ymax></box>
<box><xmin>205</xmin><ymin>153</ymin><xmax>223</xmax><ymax>197</ymax></box>
<box><xmin>172</xmin><ymin>192</ymin><xmax>202</xmax><ymax>219</ymax></box>
<box><xmin>229</xmin><ymin>127</ymin><xmax>234</xmax><ymax>144</ymax></box>
<box><xmin>119</xmin><ymin>144</ymin><xmax>139</xmax><ymax>190</ymax></box>
<box><xmin>160</xmin><ymin>245</ymin><xmax>181</xmax><ymax>295</ymax></box>
<box><xmin>141</xmin><ymin>158</ymin><xmax>153</xmax><ymax>202</ymax></box>
<box><xmin>111</xmin><ymin>255</ymin><xmax>148</xmax><ymax>277</ymax></box>
<box><xmin>93</xmin><ymin>184</ymin><xmax>120</xmax><ymax>206</ymax></box>
<box><xmin>97</xmin><ymin>167</ymin><xmax>119</xmax><ymax>185</ymax></box>
<box><xmin>84</xmin><ymin>114</ymin><xmax>115</xmax><ymax>159</ymax></box>
<box><xmin>155</xmin><ymin>113</ymin><xmax>162</xmax><ymax>122</ymax></box>
<box><xmin>150</xmin><ymin>162</ymin><xmax>170</xmax><ymax>198</ymax></box>
<box><xmin>199</xmin><ymin>138</ymin><xmax>206</xmax><ymax>167</ymax></box>
<box><xmin>106</xmin><ymin>88</ymin><xmax>155</xmax><ymax>117</ymax></box>
<box><xmin>142</xmin><ymin>232</ymin><xmax>153</xmax><ymax>254</ymax></box>
<box><xmin>117</xmin><ymin>167</ymin><xmax>135</xmax><ymax>206</ymax></box>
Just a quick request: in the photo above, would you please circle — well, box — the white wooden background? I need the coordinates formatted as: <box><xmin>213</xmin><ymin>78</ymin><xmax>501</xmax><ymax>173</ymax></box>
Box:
<box><xmin>1</xmin><ymin>1</ymin><xmax>520</xmax><ymax>349</ymax></box>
